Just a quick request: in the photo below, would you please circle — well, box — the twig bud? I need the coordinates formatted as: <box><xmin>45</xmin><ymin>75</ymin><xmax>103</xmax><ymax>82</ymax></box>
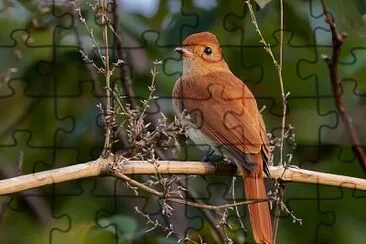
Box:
<box><xmin>321</xmin><ymin>54</ymin><xmax>330</xmax><ymax>63</ymax></box>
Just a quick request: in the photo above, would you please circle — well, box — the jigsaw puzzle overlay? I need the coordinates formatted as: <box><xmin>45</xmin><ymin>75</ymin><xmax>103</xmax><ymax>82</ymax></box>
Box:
<box><xmin>1</xmin><ymin>0</ymin><xmax>366</xmax><ymax>243</ymax></box>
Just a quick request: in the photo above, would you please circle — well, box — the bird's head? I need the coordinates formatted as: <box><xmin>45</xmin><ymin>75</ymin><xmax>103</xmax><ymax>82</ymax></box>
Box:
<box><xmin>175</xmin><ymin>32</ymin><xmax>230</xmax><ymax>77</ymax></box>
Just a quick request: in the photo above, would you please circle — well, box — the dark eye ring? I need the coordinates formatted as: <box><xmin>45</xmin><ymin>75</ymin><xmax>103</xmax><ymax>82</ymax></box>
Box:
<box><xmin>204</xmin><ymin>47</ymin><xmax>213</xmax><ymax>55</ymax></box>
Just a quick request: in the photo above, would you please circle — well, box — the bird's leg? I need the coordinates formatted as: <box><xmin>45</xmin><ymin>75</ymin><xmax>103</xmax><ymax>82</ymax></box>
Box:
<box><xmin>201</xmin><ymin>147</ymin><xmax>223</xmax><ymax>162</ymax></box>
<box><xmin>202</xmin><ymin>147</ymin><xmax>216</xmax><ymax>162</ymax></box>
<box><xmin>200</xmin><ymin>147</ymin><xmax>223</xmax><ymax>181</ymax></box>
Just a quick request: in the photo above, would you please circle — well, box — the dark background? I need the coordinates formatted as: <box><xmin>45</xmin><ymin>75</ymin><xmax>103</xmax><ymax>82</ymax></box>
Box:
<box><xmin>0</xmin><ymin>0</ymin><xmax>366</xmax><ymax>243</ymax></box>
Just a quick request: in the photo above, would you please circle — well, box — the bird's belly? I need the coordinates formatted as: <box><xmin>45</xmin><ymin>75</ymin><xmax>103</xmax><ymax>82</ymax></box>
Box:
<box><xmin>185</xmin><ymin>126</ymin><xmax>217</xmax><ymax>151</ymax></box>
<box><xmin>178</xmin><ymin>114</ymin><xmax>219</xmax><ymax>153</ymax></box>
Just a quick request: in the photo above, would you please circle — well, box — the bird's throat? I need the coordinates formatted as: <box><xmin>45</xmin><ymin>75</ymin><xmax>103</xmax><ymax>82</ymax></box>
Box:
<box><xmin>182</xmin><ymin>58</ymin><xmax>231</xmax><ymax>78</ymax></box>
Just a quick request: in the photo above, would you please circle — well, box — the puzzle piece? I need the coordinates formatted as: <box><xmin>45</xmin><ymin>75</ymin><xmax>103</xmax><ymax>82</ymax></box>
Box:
<box><xmin>2</xmin><ymin>0</ymin><xmax>366</xmax><ymax>243</ymax></box>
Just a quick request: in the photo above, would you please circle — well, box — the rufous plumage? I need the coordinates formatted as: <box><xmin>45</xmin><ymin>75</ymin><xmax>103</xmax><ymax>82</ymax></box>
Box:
<box><xmin>173</xmin><ymin>32</ymin><xmax>272</xmax><ymax>244</ymax></box>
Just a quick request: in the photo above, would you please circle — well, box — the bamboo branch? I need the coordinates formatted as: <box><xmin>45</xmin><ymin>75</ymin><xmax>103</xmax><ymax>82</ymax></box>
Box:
<box><xmin>1</xmin><ymin>159</ymin><xmax>366</xmax><ymax>196</ymax></box>
<box><xmin>0</xmin><ymin>159</ymin><xmax>106</xmax><ymax>195</ymax></box>
<box><xmin>320</xmin><ymin>0</ymin><xmax>366</xmax><ymax>171</ymax></box>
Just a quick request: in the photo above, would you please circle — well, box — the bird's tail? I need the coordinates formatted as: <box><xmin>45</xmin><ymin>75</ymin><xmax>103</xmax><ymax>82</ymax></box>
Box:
<box><xmin>242</xmin><ymin>154</ymin><xmax>272</xmax><ymax>244</ymax></box>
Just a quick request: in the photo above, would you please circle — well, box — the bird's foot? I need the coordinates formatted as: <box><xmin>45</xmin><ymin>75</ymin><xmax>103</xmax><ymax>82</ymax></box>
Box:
<box><xmin>201</xmin><ymin>148</ymin><xmax>215</xmax><ymax>162</ymax></box>
<box><xmin>283</xmin><ymin>164</ymin><xmax>300</xmax><ymax>170</ymax></box>
<box><xmin>201</xmin><ymin>148</ymin><xmax>223</xmax><ymax>162</ymax></box>
<box><xmin>200</xmin><ymin>148</ymin><xmax>222</xmax><ymax>181</ymax></box>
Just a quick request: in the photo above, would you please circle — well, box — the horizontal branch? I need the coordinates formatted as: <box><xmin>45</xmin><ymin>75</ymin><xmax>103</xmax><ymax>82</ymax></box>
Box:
<box><xmin>0</xmin><ymin>158</ymin><xmax>365</xmax><ymax>196</ymax></box>
<box><xmin>0</xmin><ymin>159</ymin><xmax>105</xmax><ymax>195</ymax></box>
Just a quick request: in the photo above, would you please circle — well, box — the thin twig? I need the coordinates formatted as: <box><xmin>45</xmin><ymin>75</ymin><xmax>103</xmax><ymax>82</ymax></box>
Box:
<box><xmin>111</xmin><ymin>4</ymin><xmax>195</xmax><ymax>237</ymax></box>
<box><xmin>245</xmin><ymin>1</ymin><xmax>278</xmax><ymax>66</ymax></box>
<box><xmin>72</xmin><ymin>0</ymin><xmax>129</xmax><ymax>148</ymax></box>
<box><xmin>0</xmin><ymin>190</ymin><xmax>12</xmax><ymax>223</ymax></box>
<box><xmin>273</xmin><ymin>0</ymin><xmax>286</xmax><ymax>242</ymax></box>
<box><xmin>272</xmin><ymin>181</ymin><xmax>285</xmax><ymax>244</ymax></box>
<box><xmin>71</xmin><ymin>1</ymin><xmax>129</xmax><ymax>147</ymax></box>
<box><xmin>0</xmin><ymin>161</ymin><xmax>52</xmax><ymax>225</ymax></box>
<box><xmin>278</xmin><ymin>0</ymin><xmax>286</xmax><ymax>167</ymax></box>
<box><xmin>100</xmin><ymin>0</ymin><xmax>113</xmax><ymax>157</ymax></box>
<box><xmin>110</xmin><ymin>170</ymin><xmax>272</xmax><ymax>210</ymax></box>
<box><xmin>0</xmin><ymin>151</ymin><xmax>23</xmax><ymax>222</ymax></box>
<box><xmin>244</xmin><ymin>0</ymin><xmax>287</xmax><ymax>166</ymax></box>
<box><xmin>245</xmin><ymin>1</ymin><xmax>288</xmax><ymax>242</ymax></box>
<box><xmin>111</xmin><ymin>3</ymin><xmax>139</xmax><ymax>109</ymax></box>
<box><xmin>320</xmin><ymin>0</ymin><xmax>366</xmax><ymax>171</ymax></box>
<box><xmin>134</xmin><ymin>207</ymin><xmax>201</xmax><ymax>244</ymax></box>
<box><xmin>184</xmin><ymin>183</ymin><xmax>228</xmax><ymax>243</ymax></box>
<box><xmin>230</xmin><ymin>177</ymin><xmax>246</xmax><ymax>232</ymax></box>
<box><xmin>72</xmin><ymin>2</ymin><xmax>104</xmax><ymax>69</ymax></box>
<box><xmin>109</xmin><ymin>0</ymin><xmax>174</xmax><ymax>158</ymax></box>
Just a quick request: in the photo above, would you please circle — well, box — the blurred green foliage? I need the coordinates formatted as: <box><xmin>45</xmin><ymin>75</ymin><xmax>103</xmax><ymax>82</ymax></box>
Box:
<box><xmin>0</xmin><ymin>0</ymin><xmax>366</xmax><ymax>243</ymax></box>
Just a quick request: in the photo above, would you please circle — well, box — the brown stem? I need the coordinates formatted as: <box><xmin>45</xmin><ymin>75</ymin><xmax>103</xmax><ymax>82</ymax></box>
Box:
<box><xmin>112</xmin><ymin>3</ymin><xmax>139</xmax><ymax>109</ymax></box>
<box><xmin>71</xmin><ymin>1</ymin><xmax>129</xmax><ymax>148</ymax></box>
<box><xmin>101</xmin><ymin>0</ymin><xmax>113</xmax><ymax>157</ymax></box>
<box><xmin>0</xmin><ymin>155</ymin><xmax>51</xmax><ymax>224</ymax></box>
<box><xmin>272</xmin><ymin>181</ymin><xmax>285</xmax><ymax>244</ymax></box>
<box><xmin>110</xmin><ymin>3</ymin><xmax>172</xmax><ymax>160</ymax></box>
<box><xmin>110</xmin><ymin>170</ymin><xmax>271</xmax><ymax>210</ymax></box>
<box><xmin>110</xmin><ymin>5</ymin><xmax>198</xmax><ymax>239</ymax></box>
<box><xmin>184</xmin><ymin>184</ymin><xmax>228</xmax><ymax>243</ymax></box>
<box><xmin>320</xmin><ymin>0</ymin><xmax>366</xmax><ymax>172</ymax></box>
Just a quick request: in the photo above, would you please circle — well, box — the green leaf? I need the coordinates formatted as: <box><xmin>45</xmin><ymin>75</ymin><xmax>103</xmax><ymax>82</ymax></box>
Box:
<box><xmin>157</xmin><ymin>237</ymin><xmax>179</xmax><ymax>244</ymax></box>
<box><xmin>254</xmin><ymin>0</ymin><xmax>273</xmax><ymax>9</ymax></box>
<box><xmin>98</xmin><ymin>215</ymin><xmax>138</xmax><ymax>238</ymax></box>
<box><xmin>325</xmin><ymin>0</ymin><xmax>366</xmax><ymax>38</ymax></box>
<box><xmin>16</xmin><ymin>0</ymin><xmax>39</xmax><ymax>12</ymax></box>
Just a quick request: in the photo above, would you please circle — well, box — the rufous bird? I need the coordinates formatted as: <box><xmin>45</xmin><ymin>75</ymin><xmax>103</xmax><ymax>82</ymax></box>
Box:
<box><xmin>172</xmin><ymin>32</ymin><xmax>273</xmax><ymax>244</ymax></box>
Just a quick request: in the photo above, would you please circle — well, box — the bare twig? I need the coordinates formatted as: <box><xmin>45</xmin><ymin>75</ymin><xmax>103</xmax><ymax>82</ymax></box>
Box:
<box><xmin>111</xmin><ymin>3</ymin><xmax>139</xmax><ymax>109</ymax></box>
<box><xmin>110</xmin><ymin>170</ymin><xmax>272</xmax><ymax>210</ymax></box>
<box><xmin>71</xmin><ymin>1</ymin><xmax>129</xmax><ymax>147</ymax></box>
<box><xmin>135</xmin><ymin>207</ymin><xmax>201</xmax><ymax>244</ymax></box>
<box><xmin>245</xmin><ymin>1</ymin><xmax>278</xmax><ymax>66</ymax></box>
<box><xmin>278</xmin><ymin>0</ymin><xmax>286</xmax><ymax>166</ymax></box>
<box><xmin>0</xmin><ymin>152</ymin><xmax>23</xmax><ymax>222</ymax></box>
<box><xmin>184</xmin><ymin>184</ymin><xmax>228</xmax><ymax>243</ymax></box>
<box><xmin>0</xmin><ymin>152</ymin><xmax>51</xmax><ymax>224</ymax></box>
<box><xmin>230</xmin><ymin>177</ymin><xmax>246</xmax><ymax>232</ymax></box>
<box><xmin>273</xmin><ymin>0</ymin><xmax>286</xmax><ymax>240</ymax></box>
<box><xmin>109</xmin><ymin>6</ymin><xmax>197</xmax><ymax>239</ymax></box>
<box><xmin>272</xmin><ymin>181</ymin><xmax>285</xmax><ymax>244</ymax></box>
<box><xmin>72</xmin><ymin>0</ymin><xmax>127</xmax><ymax>151</ymax></box>
<box><xmin>320</xmin><ymin>0</ymin><xmax>366</xmax><ymax>171</ymax></box>
<box><xmin>244</xmin><ymin>0</ymin><xmax>287</xmax><ymax>166</ymax></box>
<box><xmin>245</xmin><ymin>1</ymin><xmax>288</xmax><ymax>242</ymax></box>
<box><xmin>0</xmin><ymin>191</ymin><xmax>12</xmax><ymax>222</ymax></box>
<box><xmin>99</xmin><ymin>0</ymin><xmax>113</xmax><ymax>157</ymax></box>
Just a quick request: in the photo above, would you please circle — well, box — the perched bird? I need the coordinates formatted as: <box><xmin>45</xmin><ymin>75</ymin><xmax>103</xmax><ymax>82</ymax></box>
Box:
<box><xmin>172</xmin><ymin>32</ymin><xmax>272</xmax><ymax>244</ymax></box>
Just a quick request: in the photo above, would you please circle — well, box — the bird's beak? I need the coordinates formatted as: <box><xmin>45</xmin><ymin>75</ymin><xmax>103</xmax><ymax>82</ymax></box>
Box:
<box><xmin>175</xmin><ymin>47</ymin><xmax>194</xmax><ymax>57</ymax></box>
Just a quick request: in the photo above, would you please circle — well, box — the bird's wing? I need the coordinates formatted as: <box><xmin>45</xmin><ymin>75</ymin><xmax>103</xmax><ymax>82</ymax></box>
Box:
<box><xmin>173</xmin><ymin>72</ymin><xmax>267</xmax><ymax>172</ymax></box>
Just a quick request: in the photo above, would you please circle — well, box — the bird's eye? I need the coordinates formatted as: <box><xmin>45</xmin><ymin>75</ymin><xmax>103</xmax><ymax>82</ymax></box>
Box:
<box><xmin>204</xmin><ymin>47</ymin><xmax>213</xmax><ymax>55</ymax></box>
